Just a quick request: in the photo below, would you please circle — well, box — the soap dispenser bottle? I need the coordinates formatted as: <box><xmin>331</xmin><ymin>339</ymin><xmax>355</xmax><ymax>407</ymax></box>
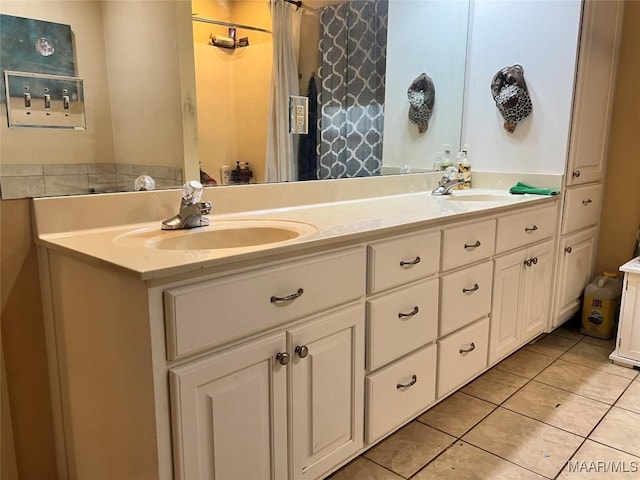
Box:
<box><xmin>458</xmin><ymin>147</ymin><xmax>471</xmax><ymax>189</ymax></box>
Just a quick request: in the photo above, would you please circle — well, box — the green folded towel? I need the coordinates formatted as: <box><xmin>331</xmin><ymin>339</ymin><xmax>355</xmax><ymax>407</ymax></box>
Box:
<box><xmin>509</xmin><ymin>182</ymin><xmax>560</xmax><ymax>196</ymax></box>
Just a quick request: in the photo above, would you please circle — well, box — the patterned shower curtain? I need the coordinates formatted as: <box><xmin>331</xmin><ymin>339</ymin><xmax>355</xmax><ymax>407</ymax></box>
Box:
<box><xmin>317</xmin><ymin>1</ymin><xmax>388</xmax><ymax>179</ymax></box>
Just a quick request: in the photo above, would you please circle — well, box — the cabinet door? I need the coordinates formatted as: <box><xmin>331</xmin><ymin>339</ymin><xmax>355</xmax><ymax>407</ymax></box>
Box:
<box><xmin>289</xmin><ymin>306</ymin><xmax>364</xmax><ymax>480</ymax></box>
<box><xmin>169</xmin><ymin>333</ymin><xmax>287</xmax><ymax>480</ymax></box>
<box><xmin>490</xmin><ymin>250</ymin><xmax>526</xmax><ymax>364</ymax></box>
<box><xmin>566</xmin><ymin>0</ymin><xmax>623</xmax><ymax>186</ymax></box>
<box><xmin>619</xmin><ymin>274</ymin><xmax>640</xmax><ymax>361</ymax></box>
<box><xmin>521</xmin><ymin>240</ymin><xmax>554</xmax><ymax>343</ymax></box>
<box><xmin>553</xmin><ymin>228</ymin><xmax>597</xmax><ymax>327</ymax></box>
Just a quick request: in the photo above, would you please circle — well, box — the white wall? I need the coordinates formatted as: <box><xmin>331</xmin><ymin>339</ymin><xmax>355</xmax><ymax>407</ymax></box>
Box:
<box><xmin>382</xmin><ymin>0</ymin><xmax>469</xmax><ymax>171</ymax></box>
<box><xmin>462</xmin><ymin>0</ymin><xmax>583</xmax><ymax>174</ymax></box>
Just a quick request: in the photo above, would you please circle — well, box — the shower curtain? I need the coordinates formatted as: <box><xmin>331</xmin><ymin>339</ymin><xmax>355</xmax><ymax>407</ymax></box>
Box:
<box><xmin>317</xmin><ymin>1</ymin><xmax>388</xmax><ymax>179</ymax></box>
<box><xmin>265</xmin><ymin>0</ymin><xmax>302</xmax><ymax>183</ymax></box>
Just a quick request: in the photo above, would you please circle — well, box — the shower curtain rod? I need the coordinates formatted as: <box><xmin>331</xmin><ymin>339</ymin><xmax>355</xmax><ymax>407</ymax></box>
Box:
<box><xmin>282</xmin><ymin>0</ymin><xmax>318</xmax><ymax>12</ymax></box>
<box><xmin>192</xmin><ymin>15</ymin><xmax>272</xmax><ymax>34</ymax></box>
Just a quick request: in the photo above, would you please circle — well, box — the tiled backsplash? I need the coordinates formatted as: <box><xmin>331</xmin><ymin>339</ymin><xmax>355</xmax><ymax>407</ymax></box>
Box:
<box><xmin>0</xmin><ymin>163</ymin><xmax>183</xmax><ymax>199</ymax></box>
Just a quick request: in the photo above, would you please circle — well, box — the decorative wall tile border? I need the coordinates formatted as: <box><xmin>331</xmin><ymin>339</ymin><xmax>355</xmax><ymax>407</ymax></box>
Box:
<box><xmin>0</xmin><ymin>163</ymin><xmax>183</xmax><ymax>199</ymax></box>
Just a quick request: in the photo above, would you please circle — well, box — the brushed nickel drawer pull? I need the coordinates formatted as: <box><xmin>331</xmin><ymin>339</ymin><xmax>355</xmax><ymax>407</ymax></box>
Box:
<box><xmin>582</xmin><ymin>199</ymin><xmax>593</xmax><ymax>205</ymax></box>
<box><xmin>462</xmin><ymin>283</ymin><xmax>479</xmax><ymax>294</ymax></box>
<box><xmin>276</xmin><ymin>352</ymin><xmax>290</xmax><ymax>365</ymax></box>
<box><xmin>396</xmin><ymin>374</ymin><xmax>417</xmax><ymax>389</ymax></box>
<box><xmin>295</xmin><ymin>345</ymin><xmax>309</xmax><ymax>358</ymax></box>
<box><xmin>464</xmin><ymin>240</ymin><xmax>481</xmax><ymax>249</ymax></box>
<box><xmin>270</xmin><ymin>288</ymin><xmax>304</xmax><ymax>304</ymax></box>
<box><xmin>459</xmin><ymin>343</ymin><xmax>476</xmax><ymax>354</ymax></box>
<box><xmin>398</xmin><ymin>306</ymin><xmax>419</xmax><ymax>319</ymax></box>
<box><xmin>565</xmin><ymin>246</ymin><xmax>572</xmax><ymax>254</ymax></box>
<box><xmin>524</xmin><ymin>225</ymin><xmax>538</xmax><ymax>233</ymax></box>
<box><xmin>400</xmin><ymin>256</ymin><xmax>421</xmax><ymax>267</ymax></box>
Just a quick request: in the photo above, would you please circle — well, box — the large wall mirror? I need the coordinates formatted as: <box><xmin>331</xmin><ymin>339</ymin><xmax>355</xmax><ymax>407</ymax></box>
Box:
<box><xmin>0</xmin><ymin>0</ymin><xmax>469</xmax><ymax>199</ymax></box>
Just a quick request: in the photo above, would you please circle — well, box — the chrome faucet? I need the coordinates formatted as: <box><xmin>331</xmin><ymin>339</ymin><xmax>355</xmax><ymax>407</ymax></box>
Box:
<box><xmin>161</xmin><ymin>180</ymin><xmax>212</xmax><ymax>230</ymax></box>
<box><xmin>431</xmin><ymin>166</ymin><xmax>464</xmax><ymax>196</ymax></box>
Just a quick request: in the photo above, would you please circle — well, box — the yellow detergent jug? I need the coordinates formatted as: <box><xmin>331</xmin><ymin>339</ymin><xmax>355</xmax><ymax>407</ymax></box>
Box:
<box><xmin>580</xmin><ymin>271</ymin><xmax>623</xmax><ymax>339</ymax></box>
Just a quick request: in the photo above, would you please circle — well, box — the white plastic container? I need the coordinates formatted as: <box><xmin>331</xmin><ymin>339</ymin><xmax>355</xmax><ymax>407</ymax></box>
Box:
<box><xmin>580</xmin><ymin>271</ymin><xmax>623</xmax><ymax>339</ymax></box>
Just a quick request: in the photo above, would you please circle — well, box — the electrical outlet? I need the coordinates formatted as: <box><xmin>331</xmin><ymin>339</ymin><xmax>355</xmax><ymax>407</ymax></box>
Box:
<box><xmin>289</xmin><ymin>95</ymin><xmax>308</xmax><ymax>134</ymax></box>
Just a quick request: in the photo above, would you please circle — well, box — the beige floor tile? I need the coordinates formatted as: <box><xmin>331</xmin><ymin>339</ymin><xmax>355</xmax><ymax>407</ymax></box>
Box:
<box><xmin>364</xmin><ymin>421</ymin><xmax>455</xmax><ymax>478</ymax></box>
<box><xmin>461</xmin><ymin>368</ymin><xmax>529</xmax><ymax>404</ymax></box>
<box><xmin>413</xmin><ymin>441</ymin><xmax>547</xmax><ymax>480</ymax></box>
<box><xmin>534</xmin><ymin>360</ymin><xmax>632</xmax><ymax>404</ymax></box>
<box><xmin>557</xmin><ymin>440</ymin><xmax>640</xmax><ymax>479</ymax></box>
<box><xmin>417</xmin><ymin>392</ymin><xmax>496</xmax><ymax>437</ymax></box>
<box><xmin>503</xmin><ymin>381</ymin><xmax>610</xmax><ymax>436</ymax></box>
<box><xmin>495</xmin><ymin>349</ymin><xmax>556</xmax><ymax>379</ymax></box>
<box><xmin>590</xmin><ymin>407</ymin><xmax>640</xmax><ymax>457</ymax></box>
<box><xmin>525</xmin><ymin>333</ymin><xmax>580</xmax><ymax>358</ymax></box>
<box><xmin>616</xmin><ymin>380</ymin><xmax>640</xmax><ymax>414</ymax></box>
<box><xmin>328</xmin><ymin>457</ymin><xmax>403</xmax><ymax>480</ymax></box>
<box><xmin>560</xmin><ymin>342</ymin><xmax>638</xmax><ymax>379</ymax></box>
<box><xmin>552</xmin><ymin>323</ymin><xmax>586</xmax><ymax>341</ymax></box>
<box><xmin>462</xmin><ymin>408</ymin><xmax>583</xmax><ymax>478</ymax></box>
<box><xmin>581</xmin><ymin>334</ymin><xmax>617</xmax><ymax>350</ymax></box>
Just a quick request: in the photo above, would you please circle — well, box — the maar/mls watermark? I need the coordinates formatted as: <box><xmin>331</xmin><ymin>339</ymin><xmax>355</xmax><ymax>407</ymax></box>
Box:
<box><xmin>566</xmin><ymin>460</ymin><xmax>639</xmax><ymax>474</ymax></box>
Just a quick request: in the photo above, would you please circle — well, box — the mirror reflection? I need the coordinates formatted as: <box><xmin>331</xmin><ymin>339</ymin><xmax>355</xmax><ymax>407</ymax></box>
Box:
<box><xmin>0</xmin><ymin>0</ymin><xmax>469</xmax><ymax>199</ymax></box>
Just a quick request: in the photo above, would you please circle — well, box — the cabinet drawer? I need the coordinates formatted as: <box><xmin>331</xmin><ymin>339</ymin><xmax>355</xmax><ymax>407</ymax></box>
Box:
<box><xmin>562</xmin><ymin>184</ymin><xmax>603</xmax><ymax>234</ymax></box>
<box><xmin>440</xmin><ymin>261</ymin><xmax>492</xmax><ymax>336</ymax></box>
<box><xmin>367</xmin><ymin>278</ymin><xmax>438</xmax><ymax>371</ymax></box>
<box><xmin>367</xmin><ymin>230</ymin><xmax>440</xmax><ymax>294</ymax></box>
<box><xmin>366</xmin><ymin>343</ymin><xmax>436</xmax><ymax>444</ymax></box>
<box><xmin>496</xmin><ymin>204</ymin><xmax>557</xmax><ymax>253</ymax></box>
<box><xmin>437</xmin><ymin>317</ymin><xmax>489</xmax><ymax>398</ymax></box>
<box><xmin>442</xmin><ymin>219</ymin><xmax>496</xmax><ymax>271</ymax></box>
<box><xmin>164</xmin><ymin>247</ymin><xmax>366</xmax><ymax>359</ymax></box>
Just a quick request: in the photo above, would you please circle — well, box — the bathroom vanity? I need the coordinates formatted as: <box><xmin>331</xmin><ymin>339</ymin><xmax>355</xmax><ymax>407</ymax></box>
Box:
<box><xmin>33</xmin><ymin>179</ymin><xmax>559</xmax><ymax>480</ymax></box>
<box><xmin>609</xmin><ymin>257</ymin><xmax>640</xmax><ymax>369</ymax></box>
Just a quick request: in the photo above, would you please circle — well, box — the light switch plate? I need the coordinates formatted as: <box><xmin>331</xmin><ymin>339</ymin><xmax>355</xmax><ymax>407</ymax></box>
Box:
<box><xmin>4</xmin><ymin>70</ymin><xmax>86</xmax><ymax>129</ymax></box>
<box><xmin>289</xmin><ymin>95</ymin><xmax>308</xmax><ymax>135</ymax></box>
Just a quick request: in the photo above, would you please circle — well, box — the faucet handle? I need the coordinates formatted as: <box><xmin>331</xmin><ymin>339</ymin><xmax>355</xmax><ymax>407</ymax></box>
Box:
<box><xmin>182</xmin><ymin>180</ymin><xmax>204</xmax><ymax>205</ymax></box>
<box><xmin>444</xmin><ymin>165</ymin><xmax>459</xmax><ymax>180</ymax></box>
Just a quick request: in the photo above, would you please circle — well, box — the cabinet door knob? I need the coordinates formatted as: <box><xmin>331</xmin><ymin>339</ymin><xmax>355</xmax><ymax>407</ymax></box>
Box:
<box><xmin>400</xmin><ymin>256</ymin><xmax>421</xmax><ymax>267</ymax></box>
<box><xmin>396</xmin><ymin>374</ymin><xmax>417</xmax><ymax>389</ymax></box>
<box><xmin>565</xmin><ymin>246</ymin><xmax>572</xmax><ymax>254</ymax></box>
<box><xmin>524</xmin><ymin>225</ymin><xmax>538</xmax><ymax>233</ymax></box>
<box><xmin>464</xmin><ymin>240</ymin><xmax>481</xmax><ymax>249</ymax></box>
<box><xmin>276</xmin><ymin>352</ymin><xmax>290</xmax><ymax>365</ymax></box>
<box><xmin>462</xmin><ymin>283</ymin><xmax>479</xmax><ymax>294</ymax></box>
<box><xmin>573</xmin><ymin>170</ymin><xmax>581</xmax><ymax>178</ymax></box>
<box><xmin>270</xmin><ymin>288</ymin><xmax>304</xmax><ymax>304</ymax></box>
<box><xmin>398</xmin><ymin>306</ymin><xmax>419</xmax><ymax>319</ymax></box>
<box><xmin>524</xmin><ymin>258</ymin><xmax>532</xmax><ymax>267</ymax></box>
<box><xmin>582</xmin><ymin>199</ymin><xmax>592</xmax><ymax>205</ymax></box>
<box><xmin>295</xmin><ymin>345</ymin><xmax>309</xmax><ymax>358</ymax></box>
<box><xmin>459</xmin><ymin>343</ymin><xmax>476</xmax><ymax>354</ymax></box>
<box><xmin>532</xmin><ymin>257</ymin><xmax>538</xmax><ymax>265</ymax></box>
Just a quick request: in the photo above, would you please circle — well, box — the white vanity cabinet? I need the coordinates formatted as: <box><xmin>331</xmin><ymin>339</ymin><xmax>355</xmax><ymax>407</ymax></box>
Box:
<box><xmin>554</xmin><ymin>227</ymin><xmax>598</xmax><ymax>323</ymax></box>
<box><xmin>610</xmin><ymin>259</ymin><xmax>640</xmax><ymax>368</ymax></box>
<box><xmin>364</xmin><ymin>229</ymin><xmax>440</xmax><ymax>444</ymax></box>
<box><xmin>170</xmin><ymin>305</ymin><xmax>363</xmax><ymax>480</ymax></box>
<box><xmin>490</xmin><ymin>205</ymin><xmax>557</xmax><ymax>364</ymax></box>
<box><xmin>552</xmin><ymin>0</ymin><xmax>624</xmax><ymax>327</ymax></box>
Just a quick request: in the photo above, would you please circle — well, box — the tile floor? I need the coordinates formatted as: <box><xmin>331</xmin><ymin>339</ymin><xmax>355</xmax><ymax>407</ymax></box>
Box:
<box><xmin>329</xmin><ymin>321</ymin><xmax>640</xmax><ymax>479</ymax></box>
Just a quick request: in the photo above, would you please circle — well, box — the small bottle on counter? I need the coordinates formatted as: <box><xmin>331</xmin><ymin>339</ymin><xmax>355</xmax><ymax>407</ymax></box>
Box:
<box><xmin>440</xmin><ymin>145</ymin><xmax>453</xmax><ymax>170</ymax></box>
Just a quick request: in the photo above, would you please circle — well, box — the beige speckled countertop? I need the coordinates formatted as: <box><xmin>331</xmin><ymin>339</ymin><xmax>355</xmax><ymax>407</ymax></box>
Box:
<box><xmin>33</xmin><ymin>179</ymin><xmax>559</xmax><ymax>280</ymax></box>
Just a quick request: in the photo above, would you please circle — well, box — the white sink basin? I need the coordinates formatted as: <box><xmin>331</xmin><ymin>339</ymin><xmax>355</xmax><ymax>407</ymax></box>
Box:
<box><xmin>115</xmin><ymin>219</ymin><xmax>317</xmax><ymax>251</ymax></box>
